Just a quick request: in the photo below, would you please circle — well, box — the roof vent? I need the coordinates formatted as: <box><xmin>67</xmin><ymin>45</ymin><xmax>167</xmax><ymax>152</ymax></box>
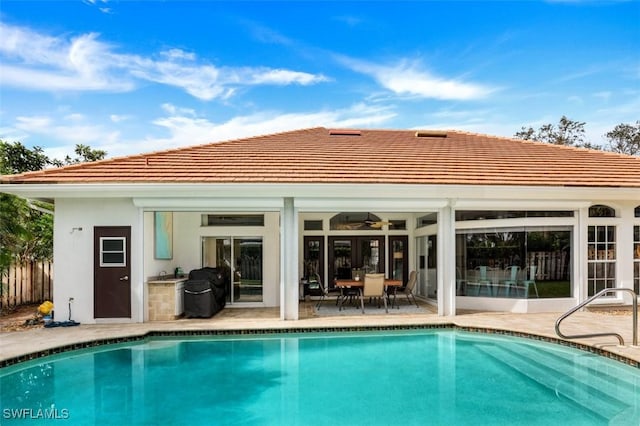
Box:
<box><xmin>329</xmin><ymin>129</ymin><xmax>362</xmax><ymax>136</ymax></box>
<box><xmin>415</xmin><ymin>130</ymin><xmax>447</xmax><ymax>138</ymax></box>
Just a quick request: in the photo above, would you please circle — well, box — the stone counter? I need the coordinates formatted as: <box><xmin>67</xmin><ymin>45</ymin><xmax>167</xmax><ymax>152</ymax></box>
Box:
<box><xmin>148</xmin><ymin>278</ymin><xmax>187</xmax><ymax>321</ymax></box>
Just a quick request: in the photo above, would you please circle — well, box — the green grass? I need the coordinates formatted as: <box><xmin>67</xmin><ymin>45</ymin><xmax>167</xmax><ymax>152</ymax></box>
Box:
<box><xmin>536</xmin><ymin>281</ymin><xmax>571</xmax><ymax>298</ymax></box>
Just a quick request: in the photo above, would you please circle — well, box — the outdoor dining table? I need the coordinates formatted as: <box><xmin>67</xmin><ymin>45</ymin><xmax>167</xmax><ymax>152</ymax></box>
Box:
<box><xmin>334</xmin><ymin>279</ymin><xmax>403</xmax><ymax>288</ymax></box>
<box><xmin>334</xmin><ymin>279</ymin><xmax>403</xmax><ymax>310</ymax></box>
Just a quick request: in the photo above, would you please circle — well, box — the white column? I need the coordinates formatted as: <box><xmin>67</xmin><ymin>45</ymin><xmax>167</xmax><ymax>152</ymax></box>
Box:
<box><xmin>280</xmin><ymin>197</ymin><xmax>299</xmax><ymax>320</ymax></box>
<box><xmin>618</xmin><ymin>205</ymin><xmax>635</xmax><ymax>303</ymax></box>
<box><xmin>576</xmin><ymin>207</ymin><xmax>588</xmax><ymax>303</ymax></box>
<box><xmin>135</xmin><ymin>207</ymin><xmax>145</xmax><ymax>323</ymax></box>
<box><xmin>438</xmin><ymin>203</ymin><xmax>456</xmax><ymax>316</ymax></box>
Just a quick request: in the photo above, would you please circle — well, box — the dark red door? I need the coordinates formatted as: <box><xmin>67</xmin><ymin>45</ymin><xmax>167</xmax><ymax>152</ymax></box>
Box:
<box><xmin>94</xmin><ymin>226</ymin><xmax>131</xmax><ymax>318</ymax></box>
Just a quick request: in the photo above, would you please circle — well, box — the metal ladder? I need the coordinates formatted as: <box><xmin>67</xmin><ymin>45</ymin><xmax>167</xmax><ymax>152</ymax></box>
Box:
<box><xmin>555</xmin><ymin>288</ymin><xmax>638</xmax><ymax>347</ymax></box>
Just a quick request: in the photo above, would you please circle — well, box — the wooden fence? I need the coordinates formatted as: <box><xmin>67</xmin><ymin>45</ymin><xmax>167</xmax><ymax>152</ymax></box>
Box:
<box><xmin>240</xmin><ymin>255</ymin><xmax>262</xmax><ymax>281</ymax></box>
<box><xmin>1</xmin><ymin>260</ymin><xmax>53</xmax><ymax>309</ymax></box>
<box><xmin>527</xmin><ymin>251</ymin><xmax>569</xmax><ymax>280</ymax></box>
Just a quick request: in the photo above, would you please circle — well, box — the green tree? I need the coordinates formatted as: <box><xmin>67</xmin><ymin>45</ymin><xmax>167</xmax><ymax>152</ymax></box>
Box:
<box><xmin>0</xmin><ymin>140</ymin><xmax>106</xmax><ymax>296</ymax></box>
<box><xmin>0</xmin><ymin>141</ymin><xmax>53</xmax><ymax>173</ymax></box>
<box><xmin>0</xmin><ymin>193</ymin><xmax>28</xmax><ymax>270</ymax></box>
<box><xmin>0</xmin><ymin>140</ymin><xmax>54</xmax><ymax>277</ymax></box>
<box><xmin>605</xmin><ymin>121</ymin><xmax>640</xmax><ymax>156</ymax></box>
<box><xmin>55</xmin><ymin>144</ymin><xmax>107</xmax><ymax>166</ymax></box>
<box><xmin>514</xmin><ymin>116</ymin><xmax>587</xmax><ymax>146</ymax></box>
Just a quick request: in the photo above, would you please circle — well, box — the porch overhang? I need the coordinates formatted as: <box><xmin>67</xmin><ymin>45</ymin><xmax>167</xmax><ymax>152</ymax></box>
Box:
<box><xmin>2</xmin><ymin>182</ymin><xmax>640</xmax><ymax>203</ymax></box>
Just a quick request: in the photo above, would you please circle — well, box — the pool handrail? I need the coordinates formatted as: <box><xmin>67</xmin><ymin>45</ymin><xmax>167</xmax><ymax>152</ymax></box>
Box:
<box><xmin>555</xmin><ymin>288</ymin><xmax>638</xmax><ymax>347</ymax></box>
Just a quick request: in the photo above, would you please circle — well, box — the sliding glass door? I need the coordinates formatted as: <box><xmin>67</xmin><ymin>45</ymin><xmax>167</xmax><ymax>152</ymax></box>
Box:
<box><xmin>202</xmin><ymin>236</ymin><xmax>263</xmax><ymax>303</ymax></box>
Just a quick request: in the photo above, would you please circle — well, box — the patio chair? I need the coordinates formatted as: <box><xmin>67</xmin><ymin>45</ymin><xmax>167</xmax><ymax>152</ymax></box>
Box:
<box><xmin>520</xmin><ymin>265</ymin><xmax>539</xmax><ymax>298</ymax></box>
<box><xmin>472</xmin><ymin>266</ymin><xmax>492</xmax><ymax>296</ymax></box>
<box><xmin>305</xmin><ymin>273</ymin><xmax>330</xmax><ymax>309</ymax></box>
<box><xmin>360</xmin><ymin>273</ymin><xmax>387</xmax><ymax>314</ymax></box>
<box><xmin>501</xmin><ymin>265</ymin><xmax>520</xmax><ymax>297</ymax></box>
<box><xmin>391</xmin><ymin>270</ymin><xmax>418</xmax><ymax>308</ymax></box>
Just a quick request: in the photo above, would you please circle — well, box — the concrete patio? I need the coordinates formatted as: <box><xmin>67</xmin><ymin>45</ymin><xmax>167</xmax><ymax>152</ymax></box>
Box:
<box><xmin>1</xmin><ymin>301</ymin><xmax>639</xmax><ymax>367</ymax></box>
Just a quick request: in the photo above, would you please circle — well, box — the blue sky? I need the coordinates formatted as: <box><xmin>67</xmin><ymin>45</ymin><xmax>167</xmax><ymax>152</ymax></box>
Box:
<box><xmin>0</xmin><ymin>1</ymin><xmax>638</xmax><ymax>159</ymax></box>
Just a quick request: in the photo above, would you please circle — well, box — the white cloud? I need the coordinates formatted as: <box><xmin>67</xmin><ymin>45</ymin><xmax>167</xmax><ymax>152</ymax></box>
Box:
<box><xmin>15</xmin><ymin>116</ymin><xmax>53</xmax><ymax>129</ymax></box>
<box><xmin>110</xmin><ymin>114</ymin><xmax>132</xmax><ymax>123</ymax></box>
<box><xmin>65</xmin><ymin>113</ymin><xmax>86</xmax><ymax>121</ymax></box>
<box><xmin>338</xmin><ymin>56</ymin><xmax>495</xmax><ymax>101</ymax></box>
<box><xmin>12</xmin><ymin>114</ymin><xmax>121</xmax><ymax>159</ymax></box>
<box><xmin>160</xmin><ymin>103</ymin><xmax>196</xmax><ymax>116</ymax></box>
<box><xmin>83</xmin><ymin>0</ymin><xmax>113</xmax><ymax>14</ymax></box>
<box><xmin>6</xmin><ymin>103</ymin><xmax>397</xmax><ymax>158</ymax></box>
<box><xmin>145</xmin><ymin>103</ymin><xmax>397</xmax><ymax>154</ymax></box>
<box><xmin>0</xmin><ymin>25</ymin><xmax>134</xmax><ymax>92</ymax></box>
<box><xmin>245</xmin><ymin>68</ymin><xmax>330</xmax><ymax>86</ymax></box>
<box><xmin>161</xmin><ymin>48</ymin><xmax>196</xmax><ymax>61</ymax></box>
<box><xmin>0</xmin><ymin>22</ymin><xmax>329</xmax><ymax>100</ymax></box>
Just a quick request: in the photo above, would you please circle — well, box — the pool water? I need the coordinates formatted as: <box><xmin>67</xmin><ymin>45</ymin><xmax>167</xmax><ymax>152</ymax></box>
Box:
<box><xmin>1</xmin><ymin>330</ymin><xmax>639</xmax><ymax>425</ymax></box>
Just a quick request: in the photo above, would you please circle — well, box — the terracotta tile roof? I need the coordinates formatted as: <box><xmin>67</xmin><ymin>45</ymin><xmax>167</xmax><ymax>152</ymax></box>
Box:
<box><xmin>3</xmin><ymin>127</ymin><xmax>640</xmax><ymax>187</ymax></box>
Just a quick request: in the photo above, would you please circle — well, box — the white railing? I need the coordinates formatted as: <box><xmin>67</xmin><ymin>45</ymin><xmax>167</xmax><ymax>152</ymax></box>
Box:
<box><xmin>555</xmin><ymin>288</ymin><xmax>638</xmax><ymax>347</ymax></box>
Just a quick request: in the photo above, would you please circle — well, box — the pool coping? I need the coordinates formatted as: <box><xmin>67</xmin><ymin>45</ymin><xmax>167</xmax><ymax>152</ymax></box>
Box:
<box><xmin>2</xmin><ymin>323</ymin><xmax>639</xmax><ymax>369</ymax></box>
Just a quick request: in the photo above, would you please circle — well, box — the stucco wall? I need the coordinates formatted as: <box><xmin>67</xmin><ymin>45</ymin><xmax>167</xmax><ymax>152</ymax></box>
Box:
<box><xmin>53</xmin><ymin>198</ymin><xmax>141</xmax><ymax>324</ymax></box>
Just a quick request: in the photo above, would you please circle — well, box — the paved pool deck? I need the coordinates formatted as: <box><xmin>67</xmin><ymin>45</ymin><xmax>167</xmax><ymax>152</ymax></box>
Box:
<box><xmin>2</xmin><ymin>301</ymin><xmax>639</xmax><ymax>367</ymax></box>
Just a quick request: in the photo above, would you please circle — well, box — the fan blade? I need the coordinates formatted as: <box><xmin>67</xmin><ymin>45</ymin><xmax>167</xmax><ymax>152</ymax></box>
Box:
<box><xmin>367</xmin><ymin>221</ymin><xmax>392</xmax><ymax>229</ymax></box>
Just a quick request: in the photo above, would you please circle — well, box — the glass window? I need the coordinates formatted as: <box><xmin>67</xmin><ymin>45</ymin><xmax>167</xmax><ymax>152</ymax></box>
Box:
<box><xmin>304</xmin><ymin>220</ymin><xmax>323</xmax><ymax>231</ymax></box>
<box><xmin>587</xmin><ymin>225</ymin><xmax>616</xmax><ymax>296</ymax></box>
<box><xmin>389</xmin><ymin>236</ymin><xmax>408</xmax><ymax>282</ymax></box>
<box><xmin>455</xmin><ymin>210</ymin><xmax>573</xmax><ymax>221</ymax></box>
<box><xmin>100</xmin><ymin>237</ymin><xmax>126</xmax><ymax>267</ymax></box>
<box><xmin>416</xmin><ymin>213</ymin><xmax>437</xmax><ymax>228</ymax></box>
<box><xmin>455</xmin><ymin>227</ymin><xmax>572</xmax><ymax>299</ymax></box>
<box><xmin>389</xmin><ymin>220</ymin><xmax>407</xmax><ymax>230</ymax></box>
<box><xmin>202</xmin><ymin>237</ymin><xmax>263</xmax><ymax>303</ymax></box>
<box><xmin>635</xmin><ymin>206</ymin><xmax>640</xmax><ymax>218</ymax></box>
<box><xmin>588</xmin><ymin>205</ymin><xmax>616</xmax><ymax>218</ymax></box>
<box><xmin>201</xmin><ymin>215</ymin><xmax>264</xmax><ymax>226</ymax></box>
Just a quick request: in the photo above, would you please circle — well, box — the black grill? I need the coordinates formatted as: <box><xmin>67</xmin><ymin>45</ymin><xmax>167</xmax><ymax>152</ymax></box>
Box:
<box><xmin>183</xmin><ymin>267</ymin><xmax>227</xmax><ymax>318</ymax></box>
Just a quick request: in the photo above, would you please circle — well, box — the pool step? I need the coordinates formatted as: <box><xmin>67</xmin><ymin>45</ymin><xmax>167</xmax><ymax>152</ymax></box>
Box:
<box><xmin>476</xmin><ymin>343</ymin><xmax>639</xmax><ymax>423</ymax></box>
<box><xmin>506</xmin><ymin>341</ymin><xmax>640</xmax><ymax>398</ymax></box>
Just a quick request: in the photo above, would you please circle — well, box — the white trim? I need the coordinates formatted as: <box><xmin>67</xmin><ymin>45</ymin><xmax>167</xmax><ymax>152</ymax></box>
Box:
<box><xmin>133</xmin><ymin>197</ymin><xmax>284</xmax><ymax>210</ymax></box>
<box><xmin>136</xmin><ymin>208</ymin><xmax>145</xmax><ymax>323</ymax></box>
<box><xmin>99</xmin><ymin>237</ymin><xmax>126</xmax><ymax>267</ymax></box>
<box><xmin>3</xmin><ymin>182</ymin><xmax>640</xmax><ymax>201</ymax></box>
<box><xmin>454</xmin><ymin>200</ymin><xmax>591</xmax><ymax>210</ymax></box>
<box><xmin>295</xmin><ymin>198</ymin><xmax>447</xmax><ymax>211</ymax></box>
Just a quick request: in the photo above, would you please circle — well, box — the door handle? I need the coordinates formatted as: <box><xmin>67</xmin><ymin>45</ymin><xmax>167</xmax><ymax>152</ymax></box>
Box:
<box><xmin>119</xmin><ymin>275</ymin><xmax>129</xmax><ymax>281</ymax></box>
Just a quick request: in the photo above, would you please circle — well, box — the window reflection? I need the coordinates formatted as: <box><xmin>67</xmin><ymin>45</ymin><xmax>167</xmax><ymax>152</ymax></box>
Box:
<box><xmin>455</xmin><ymin>227</ymin><xmax>571</xmax><ymax>298</ymax></box>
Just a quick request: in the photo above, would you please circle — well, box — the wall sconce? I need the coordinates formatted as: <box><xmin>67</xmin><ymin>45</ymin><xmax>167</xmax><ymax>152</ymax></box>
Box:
<box><xmin>70</xmin><ymin>227</ymin><xmax>83</xmax><ymax>234</ymax></box>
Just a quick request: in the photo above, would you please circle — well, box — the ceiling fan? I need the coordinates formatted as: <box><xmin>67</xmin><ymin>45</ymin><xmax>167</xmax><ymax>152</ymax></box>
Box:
<box><xmin>363</xmin><ymin>212</ymin><xmax>393</xmax><ymax>228</ymax></box>
<box><xmin>335</xmin><ymin>212</ymin><xmax>392</xmax><ymax>230</ymax></box>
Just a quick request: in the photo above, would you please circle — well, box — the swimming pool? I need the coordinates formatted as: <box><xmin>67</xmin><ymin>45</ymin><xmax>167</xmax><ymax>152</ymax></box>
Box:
<box><xmin>1</xmin><ymin>330</ymin><xmax>639</xmax><ymax>425</ymax></box>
